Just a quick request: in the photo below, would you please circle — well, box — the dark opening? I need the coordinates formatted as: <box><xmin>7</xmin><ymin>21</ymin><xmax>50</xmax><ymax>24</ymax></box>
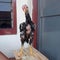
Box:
<box><xmin>0</xmin><ymin>11</ymin><xmax>12</xmax><ymax>28</ymax></box>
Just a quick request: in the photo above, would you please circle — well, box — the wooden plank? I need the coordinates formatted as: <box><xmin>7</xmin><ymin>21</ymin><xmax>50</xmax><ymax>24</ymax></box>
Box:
<box><xmin>14</xmin><ymin>47</ymin><xmax>49</xmax><ymax>60</ymax></box>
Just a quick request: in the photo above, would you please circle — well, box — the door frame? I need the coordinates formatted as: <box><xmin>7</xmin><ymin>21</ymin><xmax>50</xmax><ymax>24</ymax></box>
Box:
<box><xmin>32</xmin><ymin>0</ymin><xmax>38</xmax><ymax>48</ymax></box>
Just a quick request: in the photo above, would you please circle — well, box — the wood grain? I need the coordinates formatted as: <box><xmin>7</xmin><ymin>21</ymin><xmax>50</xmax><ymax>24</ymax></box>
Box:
<box><xmin>14</xmin><ymin>47</ymin><xmax>49</xmax><ymax>60</ymax></box>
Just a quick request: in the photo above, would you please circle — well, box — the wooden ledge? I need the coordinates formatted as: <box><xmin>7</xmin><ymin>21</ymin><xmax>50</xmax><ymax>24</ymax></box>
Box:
<box><xmin>14</xmin><ymin>47</ymin><xmax>49</xmax><ymax>60</ymax></box>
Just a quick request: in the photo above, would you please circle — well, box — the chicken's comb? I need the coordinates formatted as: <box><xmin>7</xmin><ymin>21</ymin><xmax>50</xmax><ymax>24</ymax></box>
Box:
<box><xmin>22</xmin><ymin>4</ymin><xmax>28</xmax><ymax>11</ymax></box>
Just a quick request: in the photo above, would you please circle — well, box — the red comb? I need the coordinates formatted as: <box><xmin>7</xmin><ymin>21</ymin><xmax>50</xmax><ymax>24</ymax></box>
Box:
<box><xmin>22</xmin><ymin>4</ymin><xmax>28</xmax><ymax>10</ymax></box>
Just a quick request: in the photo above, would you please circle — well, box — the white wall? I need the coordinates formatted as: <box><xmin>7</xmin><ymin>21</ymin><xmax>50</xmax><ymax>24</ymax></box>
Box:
<box><xmin>0</xmin><ymin>0</ymin><xmax>33</xmax><ymax>58</ymax></box>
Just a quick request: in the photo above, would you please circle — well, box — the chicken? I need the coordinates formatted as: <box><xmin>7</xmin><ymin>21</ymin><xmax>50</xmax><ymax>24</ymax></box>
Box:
<box><xmin>19</xmin><ymin>5</ymin><xmax>35</xmax><ymax>57</ymax></box>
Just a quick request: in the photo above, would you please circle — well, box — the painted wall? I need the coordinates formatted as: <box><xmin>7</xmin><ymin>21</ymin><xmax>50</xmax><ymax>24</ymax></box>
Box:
<box><xmin>0</xmin><ymin>0</ymin><xmax>33</xmax><ymax>58</ymax></box>
<box><xmin>37</xmin><ymin>0</ymin><xmax>60</xmax><ymax>60</ymax></box>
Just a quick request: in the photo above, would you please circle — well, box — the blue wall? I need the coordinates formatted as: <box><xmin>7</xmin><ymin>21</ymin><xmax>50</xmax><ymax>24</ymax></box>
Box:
<box><xmin>37</xmin><ymin>0</ymin><xmax>60</xmax><ymax>60</ymax></box>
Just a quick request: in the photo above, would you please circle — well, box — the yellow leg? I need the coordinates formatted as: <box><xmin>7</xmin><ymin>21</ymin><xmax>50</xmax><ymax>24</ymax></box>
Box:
<box><xmin>18</xmin><ymin>46</ymin><xmax>23</xmax><ymax>57</ymax></box>
<box><xmin>29</xmin><ymin>45</ymin><xmax>33</xmax><ymax>56</ymax></box>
